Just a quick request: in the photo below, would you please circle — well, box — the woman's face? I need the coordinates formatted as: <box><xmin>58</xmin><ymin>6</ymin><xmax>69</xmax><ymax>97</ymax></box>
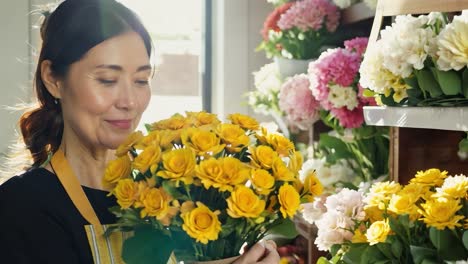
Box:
<box><xmin>60</xmin><ymin>31</ymin><xmax>151</xmax><ymax>151</ymax></box>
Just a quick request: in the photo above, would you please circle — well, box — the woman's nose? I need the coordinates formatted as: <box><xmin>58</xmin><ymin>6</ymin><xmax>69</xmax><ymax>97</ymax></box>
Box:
<box><xmin>116</xmin><ymin>79</ymin><xmax>136</xmax><ymax>110</ymax></box>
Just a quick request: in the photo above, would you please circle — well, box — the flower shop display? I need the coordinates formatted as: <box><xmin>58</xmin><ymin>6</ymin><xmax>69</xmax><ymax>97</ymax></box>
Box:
<box><xmin>258</xmin><ymin>0</ymin><xmax>340</xmax><ymax>60</ymax></box>
<box><xmin>306</xmin><ymin>168</ymin><xmax>468</xmax><ymax>264</ymax></box>
<box><xmin>360</xmin><ymin>11</ymin><xmax>468</xmax><ymax>106</ymax></box>
<box><xmin>103</xmin><ymin>111</ymin><xmax>320</xmax><ymax>263</ymax></box>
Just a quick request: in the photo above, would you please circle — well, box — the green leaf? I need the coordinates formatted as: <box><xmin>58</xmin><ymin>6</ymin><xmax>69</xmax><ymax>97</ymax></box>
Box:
<box><xmin>342</xmin><ymin>243</ymin><xmax>369</xmax><ymax>264</ymax></box>
<box><xmin>317</xmin><ymin>257</ymin><xmax>332</xmax><ymax>264</ymax></box>
<box><xmin>416</xmin><ymin>69</ymin><xmax>443</xmax><ymax>98</ymax></box>
<box><xmin>380</xmin><ymin>93</ymin><xmax>398</xmax><ymax>106</ymax></box>
<box><xmin>363</xmin><ymin>88</ymin><xmax>376</xmax><ymax>98</ymax></box>
<box><xmin>462</xmin><ymin>68</ymin><xmax>468</xmax><ymax>98</ymax></box>
<box><xmin>463</xmin><ymin>231</ymin><xmax>468</xmax><ymax>250</ymax></box>
<box><xmin>265</xmin><ymin>217</ymin><xmax>298</xmax><ymax>239</ymax></box>
<box><xmin>376</xmin><ymin>243</ymin><xmax>394</xmax><ymax>260</ymax></box>
<box><xmin>431</xmin><ymin>67</ymin><xmax>462</xmax><ymax>95</ymax></box>
<box><xmin>318</xmin><ymin>134</ymin><xmax>353</xmax><ymax>163</ymax></box>
<box><xmin>410</xmin><ymin>246</ymin><xmax>438</xmax><ymax>264</ymax></box>
<box><xmin>459</xmin><ymin>138</ymin><xmax>468</xmax><ymax>152</ymax></box>
<box><xmin>404</xmin><ymin>76</ymin><xmax>419</xmax><ymax>90</ymax></box>
<box><xmin>122</xmin><ymin>227</ymin><xmax>174</xmax><ymax>264</ymax></box>
<box><xmin>429</xmin><ymin>227</ymin><xmax>467</xmax><ymax>261</ymax></box>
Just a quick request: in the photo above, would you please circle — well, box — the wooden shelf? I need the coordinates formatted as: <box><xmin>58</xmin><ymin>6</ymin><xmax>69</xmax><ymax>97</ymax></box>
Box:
<box><xmin>363</xmin><ymin>106</ymin><xmax>468</xmax><ymax>131</ymax></box>
<box><xmin>342</xmin><ymin>2</ymin><xmax>375</xmax><ymax>25</ymax></box>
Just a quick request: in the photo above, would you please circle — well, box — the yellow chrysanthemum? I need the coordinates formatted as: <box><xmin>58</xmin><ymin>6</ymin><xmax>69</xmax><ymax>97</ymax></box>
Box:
<box><xmin>227</xmin><ymin>113</ymin><xmax>259</xmax><ymax>130</ymax></box>
<box><xmin>364</xmin><ymin>205</ymin><xmax>384</xmax><ymax>222</ymax></box>
<box><xmin>181</xmin><ymin>128</ymin><xmax>225</xmax><ymax>157</ymax></box>
<box><xmin>388</xmin><ymin>193</ymin><xmax>420</xmax><ymax>221</ymax></box>
<box><xmin>181</xmin><ymin>202</ymin><xmax>222</xmax><ymax>244</ymax></box>
<box><xmin>138</xmin><ymin>187</ymin><xmax>178</xmax><ymax>226</ymax></box>
<box><xmin>419</xmin><ymin>197</ymin><xmax>464</xmax><ymax>230</ymax></box>
<box><xmin>400</xmin><ymin>183</ymin><xmax>429</xmax><ymax>200</ymax></box>
<box><xmin>115</xmin><ymin>131</ymin><xmax>143</xmax><ymax>157</ymax></box>
<box><xmin>134</xmin><ymin>131</ymin><xmax>160</xmax><ymax>150</ymax></box>
<box><xmin>271</xmin><ymin>158</ymin><xmax>295</xmax><ymax>182</ymax></box>
<box><xmin>114</xmin><ymin>179</ymin><xmax>138</xmax><ymax>209</ymax></box>
<box><xmin>411</xmin><ymin>168</ymin><xmax>448</xmax><ymax>187</ymax></box>
<box><xmin>227</xmin><ymin>186</ymin><xmax>266</xmax><ymax>218</ymax></box>
<box><xmin>435</xmin><ymin>174</ymin><xmax>468</xmax><ymax>199</ymax></box>
<box><xmin>103</xmin><ymin>155</ymin><xmax>131</xmax><ymax>188</ymax></box>
<box><xmin>278</xmin><ymin>183</ymin><xmax>301</xmax><ymax>218</ymax></box>
<box><xmin>365</xmin><ymin>181</ymin><xmax>401</xmax><ymax>210</ymax></box>
<box><xmin>216</xmin><ymin>124</ymin><xmax>250</xmax><ymax>153</ymax></box>
<box><xmin>250</xmin><ymin>169</ymin><xmax>275</xmax><ymax>195</ymax></box>
<box><xmin>267</xmin><ymin>133</ymin><xmax>294</xmax><ymax>157</ymax></box>
<box><xmin>249</xmin><ymin>145</ymin><xmax>278</xmax><ymax>170</ymax></box>
<box><xmin>366</xmin><ymin>219</ymin><xmax>390</xmax><ymax>245</ymax></box>
<box><xmin>151</xmin><ymin>113</ymin><xmax>188</xmax><ymax>131</ymax></box>
<box><xmin>157</xmin><ymin>148</ymin><xmax>196</xmax><ymax>186</ymax></box>
<box><xmin>132</xmin><ymin>145</ymin><xmax>161</xmax><ymax>174</ymax></box>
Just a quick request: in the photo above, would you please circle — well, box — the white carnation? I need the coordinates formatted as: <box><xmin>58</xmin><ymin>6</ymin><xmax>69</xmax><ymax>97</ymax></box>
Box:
<box><xmin>315</xmin><ymin>211</ymin><xmax>354</xmax><ymax>251</ymax></box>
<box><xmin>253</xmin><ymin>63</ymin><xmax>282</xmax><ymax>94</ymax></box>
<box><xmin>436</xmin><ymin>11</ymin><xmax>468</xmax><ymax>71</ymax></box>
<box><xmin>327</xmin><ymin>84</ymin><xmax>359</xmax><ymax>110</ymax></box>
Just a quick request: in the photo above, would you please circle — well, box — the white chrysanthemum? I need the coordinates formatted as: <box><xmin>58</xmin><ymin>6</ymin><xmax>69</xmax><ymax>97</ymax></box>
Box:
<box><xmin>325</xmin><ymin>188</ymin><xmax>366</xmax><ymax>221</ymax></box>
<box><xmin>332</xmin><ymin>0</ymin><xmax>357</xmax><ymax>9</ymax></box>
<box><xmin>436</xmin><ymin>11</ymin><xmax>468</xmax><ymax>71</ymax></box>
<box><xmin>363</xmin><ymin>0</ymin><xmax>377</xmax><ymax>10</ymax></box>
<box><xmin>315</xmin><ymin>211</ymin><xmax>354</xmax><ymax>251</ymax></box>
<box><xmin>327</xmin><ymin>84</ymin><xmax>359</xmax><ymax>110</ymax></box>
<box><xmin>435</xmin><ymin>174</ymin><xmax>468</xmax><ymax>199</ymax></box>
<box><xmin>359</xmin><ymin>41</ymin><xmax>399</xmax><ymax>93</ymax></box>
<box><xmin>253</xmin><ymin>63</ymin><xmax>282</xmax><ymax>94</ymax></box>
<box><xmin>380</xmin><ymin>14</ymin><xmax>439</xmax><ymax>77</ymax></box>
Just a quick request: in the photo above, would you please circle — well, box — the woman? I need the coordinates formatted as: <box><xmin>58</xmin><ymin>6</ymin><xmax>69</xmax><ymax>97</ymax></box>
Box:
<box><xmin>0</xmin><ymin>0</ymin><xmax>279</xmax><ymax>263</ymax></box>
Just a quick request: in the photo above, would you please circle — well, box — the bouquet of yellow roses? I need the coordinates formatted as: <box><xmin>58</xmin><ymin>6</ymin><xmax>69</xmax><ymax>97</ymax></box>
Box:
<box><xmin>312</xmin><ymin>168</ymin><xmax>468</xmax><ymax>264</ymax></box>
<box><xmin>103</xmin><ymin>111</ymin><xmax>321</xmax><ymax>263</ymax></box>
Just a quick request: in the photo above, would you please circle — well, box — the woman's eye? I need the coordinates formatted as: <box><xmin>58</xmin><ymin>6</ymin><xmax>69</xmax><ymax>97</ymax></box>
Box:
<box><xmin>135</xmin><ymin>80</ymin><xmax>149</xmax><ymax>86</ymax></box>
<box><xmin>98</xmin><ymin>79</ymin><xmax>117</xmax><ymax>85</ymax></box>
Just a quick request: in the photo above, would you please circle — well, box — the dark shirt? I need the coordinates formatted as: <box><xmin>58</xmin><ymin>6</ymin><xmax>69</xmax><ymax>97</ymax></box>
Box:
<box><xmin>0</xmin><ymin>168</ymin><xmax>117</xmax><ymax>264</ymax></box>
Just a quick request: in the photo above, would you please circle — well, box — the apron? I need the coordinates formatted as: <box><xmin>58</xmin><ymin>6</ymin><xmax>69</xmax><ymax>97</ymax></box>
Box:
<box><xmin>50</xmin><ymin>149</ymin><xmax>177</xmax><ymax>264</ymax></box>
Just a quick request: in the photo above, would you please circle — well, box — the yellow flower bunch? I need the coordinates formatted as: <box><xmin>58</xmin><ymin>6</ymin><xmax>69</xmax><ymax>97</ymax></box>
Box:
<box><xmin>105</xmin><ymin>111</ymin><xmax>317</xmax><ymax>261</ymax></box>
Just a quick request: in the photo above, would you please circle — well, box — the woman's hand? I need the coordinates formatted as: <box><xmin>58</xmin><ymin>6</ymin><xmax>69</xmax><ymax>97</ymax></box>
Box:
<box><xmin>234</xmin><ymin>240</ymin><xmax>280</xmax><ymax>264</ymax></box>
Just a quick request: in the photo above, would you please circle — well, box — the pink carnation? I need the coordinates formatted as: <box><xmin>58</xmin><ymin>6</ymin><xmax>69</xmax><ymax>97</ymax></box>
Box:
<box><xmin>278</xmin><ymin>0</ymin><xmax>340</xmax><ymax>32</ymax></box>
<box><xmin>279</xmin><ymin>74</ymin><xmax>320</xmax><ymax>130</ymax></box>
<box><xmin>331</xmin><ymin>105</ymin><xmax>365</xmax><ymax>128</ymax></box>
<box><xmin>344</xmin><ymin>37</ymin><xmax>369</xmax><ymax>56</ymax></box>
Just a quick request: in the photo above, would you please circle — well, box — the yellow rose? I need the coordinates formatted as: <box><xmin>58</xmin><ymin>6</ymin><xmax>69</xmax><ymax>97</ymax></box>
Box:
<box><xmin>158</xmin><ymin>130</ymin><xmax>181</xmax><ymax>149</ymax></box>
<box><xmin>115</xmin><ymin>131</ymin><xmax>144</xmax><ymax>157</ymax></box>
<box><xmin>254</xmin><ymin>127</ymin><xmax>269</xmax><ymax>145</ymax></box>
<box><xmin>181</xmin><ymin>128</ymin><xmax>225</xmax><ymax>157</ymax></box>
<box><xmin>419</xmin><ymin>197</ymin><xmax>464</xmax><ymax>230</ymax></box>
<box><xmin>195</xmin><ymin>158</ymin><xmax>225</xmax><ymax>190</ymax></box>
<box><xmin>227</xmin><ymin>186</ymin><xmax>266</xmax><ymax>218</ymax></box>
<box><xmin>139</xmin><ymin>187</ymin><xmax>178</xmax><ymax>226</ymax></box>
<box><xmin>288</xmin><ymin>151</ymin><xmax>303</xmax><ymax>175</ymax></box>
<box><xmin>134</xmin><ymin>131</ymin><xmax>160</xmax><ymax>150</ymax></box>
<box><xmin>278</xmin><ymin>183</ymin><xmax>301</xmax><ymax>218</ymax></box>
<box><xmin>250</xmin><ymin>145</ymin><xmax>278</xmax><ymax>169</ymax></box>
<box><xmin>302</xmin><ymin>171</ymin><xmax>324</xmax><ymax>201</ymax></box>
<box><xmin>411</xmin><ymin>168</ymin><xmax>448</xmax><ymax>187</ymax></box>
<box><xmin>366</xmin><ymin>220</ymin><xmax>390</xmax><ymax>245</ymax></box>
<box><xmin>227</xmin><ymin>113</ymin><xmax>259</xmax><ymax>130</ymax></box>
<box><xmin>151</xmin><ymin>114</ymin><xmax>188</xmax><ymax>130</ymax></box>
<box><xmin>216</xmin><ymin>124</ymin><xmax>250</xmax><ymax>153</ymax></box>
<box><xmin>181</xmin><ymin>202</ymin><xmax>222</xmax><ymax>244</ymax></box>
<box><xmin>250</xmin><ymin>169</ymin><xmax>275</xmax><ymax>195</ymax></box>
<box><xmin>114</xmin><ymin>179</ymin><xmax>138</xmax><ymax>209</ymax></box>
<box><xmin>364</xmin><ymin>206</ymin><xmax>384</xmax><ymax>222</ymax></box>
<box><xmin>186</xmin><ymin>111</ymin><xmax>220</xmax><ymax>128</ymax></box>
<box><xmin>388</xmin><ymin>193</ymin><xmax>420</xmax><ymax>221</ymax></box>
<box><xmin>267</xmin><ymin>133</ymin><xmax>294</xmax><ymax>157</ymax></box>
<box><xmin>271</xmin><ymin>159</ymin><xmax>295</xmax><ymax>182</ymax></box>
<box><xmin>103</xmin><ymin>155</ymin><xmax>131</xmax><ymax>188</ymax></box>
<box><xmin>365</xmin><ymin>181</ymin><xmax>401</xmax><ymax>210</ymax></box>
<box><xmin>157</xmin><ymin>148</ymin><xmax>196</xmax><ymax>186</ymax></box>
<box><xmin>133</xmin><ymin>145</ymin><xmax>162</xmax><ymax>174</ymax></box>
<box><xmin>220</xmin><ymin>157</ymin><xmax>250</xmax><ymax>188</ymax></box>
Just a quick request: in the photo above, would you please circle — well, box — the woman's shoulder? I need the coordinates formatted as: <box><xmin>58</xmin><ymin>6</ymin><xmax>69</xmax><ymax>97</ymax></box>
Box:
<box><xmin>0</xmin><ymin>168</ymin><xmax>60</xmax><ymax>201</ymax></box>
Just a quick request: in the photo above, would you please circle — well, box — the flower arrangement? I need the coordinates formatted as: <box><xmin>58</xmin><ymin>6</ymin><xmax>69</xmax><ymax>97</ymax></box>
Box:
<box><xmin>307</xmin><ymin>168</ymin><xmax>468</xmax><ymax>264</ymax></box>
<box><xmin>309</xmin><ymin>37</ymin><xmax>375</xmax><ymax>129</ymax></box>
<box><xmin>104</xmin><ymin>111</ymin><xmax>320</xmax><ymax>263</ymax></box>
<box><xmin>257</xmin><ymin>0</ymin><xmax>341</xmax><ymax>60</ymax></box>
<box><xmin>360</xmin><ymin>11</ymin><xmax>468</xmax><ymax>106</ymax></box>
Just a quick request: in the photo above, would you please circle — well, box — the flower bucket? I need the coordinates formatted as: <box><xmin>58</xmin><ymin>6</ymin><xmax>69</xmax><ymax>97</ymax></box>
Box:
<box><xmin>181</xmin><ymin>256</ymin><xmax>240</xmax><ymax>264</ymax></box>
<box><xmin>274</xmin><ymin>56</ymin><xmax>314</xmax><ymax>78</ymax></box>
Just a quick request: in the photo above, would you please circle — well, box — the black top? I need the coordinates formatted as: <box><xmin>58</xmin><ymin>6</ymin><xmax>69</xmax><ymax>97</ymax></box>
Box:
<box><xmin>0</xmin><ymin>168</ymin><xmax>117</xmax><ymax>264</ymax></box>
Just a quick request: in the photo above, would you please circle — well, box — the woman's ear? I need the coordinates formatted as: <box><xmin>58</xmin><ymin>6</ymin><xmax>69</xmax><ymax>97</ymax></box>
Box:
<box><xmin>40</xmin><ymin>60</ymin><xmax>63</xmax><ymax>99</ymax></box>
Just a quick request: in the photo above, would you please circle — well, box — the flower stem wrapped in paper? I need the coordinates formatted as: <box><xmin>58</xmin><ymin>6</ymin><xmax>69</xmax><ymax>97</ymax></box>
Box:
<box><xmin>104</xmin><ymin>111</ymin><xmax>320</xmax><ymax>263</ymax></box>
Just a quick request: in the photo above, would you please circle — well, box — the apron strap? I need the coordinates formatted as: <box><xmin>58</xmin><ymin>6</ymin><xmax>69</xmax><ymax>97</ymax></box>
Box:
<box><xmin>50</xmin><ymin>149</ymin><xmax>103</xmax><ymax>232</ymax></box>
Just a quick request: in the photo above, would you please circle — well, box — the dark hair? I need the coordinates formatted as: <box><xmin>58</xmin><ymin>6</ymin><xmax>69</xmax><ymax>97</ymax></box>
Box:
<box><xmin>20</xmin><ymin>0</ymin><xmax>152</xmax><ymax>167</ymax></box>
